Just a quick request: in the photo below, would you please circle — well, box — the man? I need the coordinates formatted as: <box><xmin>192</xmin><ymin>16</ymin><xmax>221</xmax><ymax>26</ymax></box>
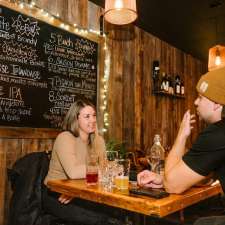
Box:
<box><xmin>138</xmin><ymin>67</ymin><xmax>225</xmax><ymax>225</ymax></box>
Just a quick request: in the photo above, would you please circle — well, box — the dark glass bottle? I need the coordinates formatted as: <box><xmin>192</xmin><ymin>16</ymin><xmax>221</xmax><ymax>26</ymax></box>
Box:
<box><xmin>152</xmin><ymin>60</ymin><xmax>160</xmax><ymax>92</ymax></box>
<box><xmin>168</xmin><ymin>74</ymin><xmax>174</xmax><ymax>94</ymax></box>
<box><xmin>175</xmin><ymin>75</ymin><xmax>181</xmax><ymax>95</ymax></box>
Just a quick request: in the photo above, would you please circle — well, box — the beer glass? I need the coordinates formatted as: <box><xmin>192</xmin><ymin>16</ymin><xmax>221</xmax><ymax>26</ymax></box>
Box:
<box><xmin>114</xmin><ymin>158</ymin><xmax>130</xmax><ymax>190</ymax></box>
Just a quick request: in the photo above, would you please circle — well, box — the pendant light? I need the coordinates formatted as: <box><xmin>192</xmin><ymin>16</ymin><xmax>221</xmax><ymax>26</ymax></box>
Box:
<box><xmin>208</xmin><ymin>17</ymin><xmax>225</xmax><ymax>71</ymax></box>
<box><xmin>104</xmin><ymin>0</ymin><xmax>137</xmax><ymax>25</ymax></box>
<box><xmin>208</xmin><ymin>45</ymin><xmax>225</xmax><ymax>71</ymax></box>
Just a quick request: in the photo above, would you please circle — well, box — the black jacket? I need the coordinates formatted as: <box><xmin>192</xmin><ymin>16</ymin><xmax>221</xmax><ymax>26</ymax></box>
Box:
<box><xmin>7</xmin><ymin>151</ymin><xmax>54</xmax><ymax>225</ymax></box>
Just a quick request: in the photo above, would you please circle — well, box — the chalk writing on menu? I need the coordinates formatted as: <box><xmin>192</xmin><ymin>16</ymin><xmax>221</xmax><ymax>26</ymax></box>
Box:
<box><xmin>0</xmin><ymin>5</ymin><xmax>98</xmax><ymax>128</ymax></box>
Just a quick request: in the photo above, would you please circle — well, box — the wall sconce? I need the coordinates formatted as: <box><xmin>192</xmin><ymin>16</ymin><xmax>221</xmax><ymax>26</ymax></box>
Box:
<box><xmin>104</xmin><ymin>0</ymin><xmax>137</xmax><ymax>25</ymax></box>
<box><xmin>208</xmin><ymin>45</ymin><xmax>225</xmax><ymax>71</ymax></box>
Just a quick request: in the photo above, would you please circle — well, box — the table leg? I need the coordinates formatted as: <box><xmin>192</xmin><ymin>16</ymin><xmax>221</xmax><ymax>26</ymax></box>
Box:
<box><xmin>179</xmin><ymin>209</ymin><xmax>185</xmax><ymax>224</ymax></box>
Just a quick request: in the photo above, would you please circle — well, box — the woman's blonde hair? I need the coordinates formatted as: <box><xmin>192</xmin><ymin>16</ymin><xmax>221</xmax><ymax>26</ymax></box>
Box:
<box><xmin>62</xmin><ymin>99</ymin><xmax>104</xmax><ymax>160</ymax></box>
<box><xmin>62</xmin><ymin>99</ymin><xmax>96</xmax><ymax>144</ymax></box>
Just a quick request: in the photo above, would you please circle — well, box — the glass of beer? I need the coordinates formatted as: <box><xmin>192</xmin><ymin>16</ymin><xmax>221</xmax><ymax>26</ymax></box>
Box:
<box><xmin>86</xmin><ymin>153</ymin><xmax>98</xmax><ymax>185</ymax></box>
<box><xmin>114</xmin><ymin>158</ymin><xmax>130</xmax><ymax>190</ymax></box>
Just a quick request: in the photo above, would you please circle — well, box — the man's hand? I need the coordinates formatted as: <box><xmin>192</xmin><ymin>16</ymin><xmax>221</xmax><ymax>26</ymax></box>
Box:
<box><xmin>137</xmin><ymin>170</ymin><xmax>163</xmax><ymax>188</ymax></box>
<box><xmin>177</xmin><ymin>110</ymin><xmax>196</xmax><ymax>139</ymax></box>
<box><xmin>58</xmin><ymin>194</ymin><xmax>73</xmax><ymax>204</ymax></box>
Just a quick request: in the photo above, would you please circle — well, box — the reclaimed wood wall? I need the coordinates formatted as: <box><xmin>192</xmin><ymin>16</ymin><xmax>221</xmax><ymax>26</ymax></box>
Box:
<box><xmin>0</xmin><ymin>0</ymin><xmax>207</xmax><ymax>225</ymax></box>
<box><xmin>106</xmin><ymin>27</ymin><xmax>207</xmax><ymax>152</ymax></box>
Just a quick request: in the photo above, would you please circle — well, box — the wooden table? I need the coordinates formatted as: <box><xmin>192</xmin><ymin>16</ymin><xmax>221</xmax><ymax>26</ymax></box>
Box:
<box><xmin>47</xmin><ymin>179</ymin><xmax>222</xmax><ymax>217</ymax></box>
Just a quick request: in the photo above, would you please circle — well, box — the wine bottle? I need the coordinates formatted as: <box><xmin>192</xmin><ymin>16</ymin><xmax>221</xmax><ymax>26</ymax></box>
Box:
<box><xmin>168</xmin><ymin>74</ymin><xmax>174</xmax><ymax>94</ymax></box>
<box><xmin>152</xmin><ymin>60</ymin><xmax>160</xmax><ymax>92</ymax></box>
<box><xmin>147</xmin><ymin>134</ymin><xmax>165</xmax><ymax>175</ymax></box>
<box><xmin>175</xmin><ymin>75</ymin><xmax>181</xmax><ymax>95</ymax></box>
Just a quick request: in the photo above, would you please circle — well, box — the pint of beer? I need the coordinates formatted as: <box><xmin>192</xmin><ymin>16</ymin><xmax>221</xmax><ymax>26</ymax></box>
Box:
<box><xmin>115</xmin><ymin>159</ymin><xmax>130</xmax><ymax>190</ymax></box>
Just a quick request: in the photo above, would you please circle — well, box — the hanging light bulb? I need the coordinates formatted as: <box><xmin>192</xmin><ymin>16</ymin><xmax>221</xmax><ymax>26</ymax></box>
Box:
<box><xmin>104</xmin><ymin>0</ymin><xmax>137</xmax><ymax>25</ymax></box>
<box><xmin>215</xmin><ymin>48</ymin><xmax>221</xmax><ymax>66</ymax></box>
<box><xmin>208</xmin><ymin>17</ymin><xmax>225</xmax><ymax>71</ymax></box>
<box><xmin>208</xmin><ymin>45</ymin><xmax>225</xmax><ymax>71</ymax></box>
<box><xmin>115</xmin><ymin>0</ymin><xmax>123</xmax><ymax>9</ymax></box>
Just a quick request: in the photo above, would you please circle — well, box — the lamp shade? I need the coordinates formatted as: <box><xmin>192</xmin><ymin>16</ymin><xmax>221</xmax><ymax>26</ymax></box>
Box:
<box><xmin>208</xmin><ymin>45</ymin><xmax>225</xmax><ymax>71</ymax></box>
<box><xmin>104</xmin><ymin>0</ymin><xmax>137</xmax><ymax>25</ymax></box>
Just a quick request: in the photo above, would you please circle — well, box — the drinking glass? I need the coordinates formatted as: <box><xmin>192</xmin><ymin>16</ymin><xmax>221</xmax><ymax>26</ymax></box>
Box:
<box><xmin>106</xmin><ymin>150</ymin><xmax>118</xmax><ymax>161</ymax></box>
<box><xmin>114</xmin><ymin>158</ymin><xmax>130</xmax><ymax>190</ymax></box>
<box><xmin>86</xmin><ymin>153</ymin><xmax>98</xmax><ymax>185</ymax></box>
<box><xmin>99</xmin><ymin>151</ymin><xmax>118</xmax><ymax>191</ymax></box>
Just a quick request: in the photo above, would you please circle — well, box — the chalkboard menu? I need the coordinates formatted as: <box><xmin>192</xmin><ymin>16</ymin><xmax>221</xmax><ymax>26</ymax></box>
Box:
<box><xmin>0</xmin><ymin>4</ymin><xmax>98</xmax><ymax>128</ymax></box>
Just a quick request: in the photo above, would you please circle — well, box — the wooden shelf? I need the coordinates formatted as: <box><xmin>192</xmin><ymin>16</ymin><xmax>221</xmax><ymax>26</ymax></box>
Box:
<box><xmin>153</xmin><ymin>91</ymin><xmax>185</xmax><ymax>99</ymax></box>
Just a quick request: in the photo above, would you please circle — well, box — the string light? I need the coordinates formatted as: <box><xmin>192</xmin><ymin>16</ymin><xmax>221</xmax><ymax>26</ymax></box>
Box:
<box><xmin>19</xmin><ymin>3</ymin><xmax>24</xmax><ymax>9</ymax></box>
<box><xmin>30</xmin><ymin>1</ymin><xmax>36</xmax><ymax>7</ymax></box>
<box><xmin>15</xmin><ymin>1</ymin><xmax>102</xmax><ymax>37</ymax></box>
<box><xmin>60</xmin><ymin>23</ymin><xmax>65</xmax><ymax>28</ymax></box>
<box><xmin>49</xmin><ymin>16</ymin><xmax>54</xmax><ymax>22</ymax></box>
<box><xmin>101</xmin><ymin>37</ymin><xmax>110</xmax><ymax>133</ymax></box>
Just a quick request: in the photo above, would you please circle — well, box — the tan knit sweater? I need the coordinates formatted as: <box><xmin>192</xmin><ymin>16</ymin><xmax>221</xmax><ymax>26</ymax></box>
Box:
<box><xmin>44</xmin><ymin>131</ymin><xmax>105</xmax><ymax>185</ymax></box>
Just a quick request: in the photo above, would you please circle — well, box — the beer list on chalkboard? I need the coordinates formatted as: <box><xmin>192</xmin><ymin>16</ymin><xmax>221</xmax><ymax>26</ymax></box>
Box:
<box><xmin>0</xmin><ymin>5</ymin><xmax>98</xmax><ymax>128</ymax></box>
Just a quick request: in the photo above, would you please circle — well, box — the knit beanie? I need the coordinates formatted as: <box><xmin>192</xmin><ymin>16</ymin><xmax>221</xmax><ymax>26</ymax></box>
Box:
<box><xmin>196</xmin><ymin>67</ymin><xmax>225</xmax><ymax>105</ymax></box>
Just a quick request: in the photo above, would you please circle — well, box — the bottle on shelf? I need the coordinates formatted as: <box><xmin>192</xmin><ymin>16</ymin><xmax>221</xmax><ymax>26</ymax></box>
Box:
<box><xmin>168</xmin><ymin>74</ymin><xmax>174</xmax><ymax>94</ymax></box>
<box><xmin>152</xmin><ymin>60</ymin><xmax>160</xmax><ymax>92</ymax></box>
<box><xmin>165</xmin><ymin>74</ymin><xmax>169</xmax><ymax>92</ymax></box>
<box><xmin>160</xmin><ymin>72</ymin><xmax>169</xmax><ymax>92</ymax></box>
<box><xmin>181</xmin><ymin>79</ymin><xmax>185</xmax><ymax>95</ymax></box>
<box><xmin>146</xmin><ymin>134</ymin><xmax>165</xmax><ymax>176</ymax></box>
<box><xmin>175</xmin><ymin>75</ymin><xmax>181</xmax><ymax>95</ymax></box>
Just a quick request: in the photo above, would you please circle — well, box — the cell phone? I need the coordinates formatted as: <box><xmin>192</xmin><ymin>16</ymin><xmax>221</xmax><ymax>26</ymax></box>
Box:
<box><xmin>129</xmin><ymin>187</ymin><xmax>169</xmax><ymax>199</ymax></box>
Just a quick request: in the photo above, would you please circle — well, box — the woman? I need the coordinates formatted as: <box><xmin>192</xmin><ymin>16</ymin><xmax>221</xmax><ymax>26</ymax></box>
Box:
<box><xmin>43</xmin><ymin>99</ymin><xmax>123</xmax><ymax>225</ymax></box>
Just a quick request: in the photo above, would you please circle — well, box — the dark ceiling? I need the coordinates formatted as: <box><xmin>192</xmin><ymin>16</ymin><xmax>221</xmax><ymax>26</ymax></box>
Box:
<box><xmin>90</xmin><ymin>0</ymin><xmax>225</xmax><ymax>62</ymax></box>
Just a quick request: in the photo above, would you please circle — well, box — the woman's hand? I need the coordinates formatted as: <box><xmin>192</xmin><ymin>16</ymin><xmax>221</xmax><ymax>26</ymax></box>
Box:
<box><xmin>137</xmin><ymin>170</ymin><xmax>163</xmax><ymax>188</ymax></box>
<box><xmin>58</xmin><ymin>194</ymin><xmax>73</xmax><ymax>204</ymax></box>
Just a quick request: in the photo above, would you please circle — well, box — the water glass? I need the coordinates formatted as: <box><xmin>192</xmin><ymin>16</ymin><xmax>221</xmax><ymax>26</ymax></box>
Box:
<box><xmin>99</xmin><ymin>151</ymin><xmax>118</xmax><ymax>191</ymax></box>
<box><xmin>106</xmin><ymin>150</ymin><xmax>118</xmax><ymax>161</ymax></box>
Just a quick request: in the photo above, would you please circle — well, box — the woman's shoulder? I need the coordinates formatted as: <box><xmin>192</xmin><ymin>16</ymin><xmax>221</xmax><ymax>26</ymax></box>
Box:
<box><xmin>95</xmin><ymin>134</ymin><xmax>105</xmax><ymax>144</ymax></box>
<box><xmin>54</xmin><ymin>131</ymin><xmax>80</xmax><ymax>152</ymax></box>
<box><xmin>56</xmin><ymin>131</ymin><xmax>78</xmax><ymax>142</ymax></box>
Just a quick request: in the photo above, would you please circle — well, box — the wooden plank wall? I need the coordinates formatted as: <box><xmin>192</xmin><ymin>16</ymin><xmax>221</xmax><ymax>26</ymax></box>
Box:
<box><xmin>0</xmin><ymin>128</ymin><xmax>57</xmax><ymax>225</ymax></box>
<box><xmin>0</xmin><ymin>1</ymin><xmax>207</xmax><ymax>225</ymax></box>
<box><xmin>106</xmin><ymin>25</ymin><xmax>207</xmax><ymax>152</ymax></box>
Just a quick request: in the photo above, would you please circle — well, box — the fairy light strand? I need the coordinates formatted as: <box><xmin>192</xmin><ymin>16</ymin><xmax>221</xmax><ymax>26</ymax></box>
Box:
<box><xmin>101</xmin><ymin>37</ymin><xmax>110</xmax><ymax>133</ymax></box>
<box><xmin>17</xmin><ymin>1</ymin><xmax>102</xmax><ymax>37</ymax></box>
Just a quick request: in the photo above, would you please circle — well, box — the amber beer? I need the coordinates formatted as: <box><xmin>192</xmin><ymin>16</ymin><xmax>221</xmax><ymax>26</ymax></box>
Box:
<box><xmin>115</xmin><ymin>159</ymin><xmax>130</xmax><ymax>190</ymax></box>
<box><xmin>114</xmin><ymin>175</ymin><xmax>129</xmax><ymax>189</ymax></box>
